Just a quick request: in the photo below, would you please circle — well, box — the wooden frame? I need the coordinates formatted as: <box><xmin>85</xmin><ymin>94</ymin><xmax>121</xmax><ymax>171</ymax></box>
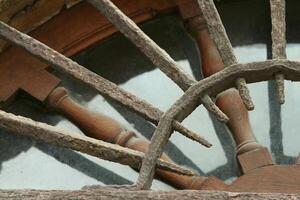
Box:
<box><xmin>0</xmin><ymin>0</ymin><xmax>299</xmax><ymax>198</ymax></box>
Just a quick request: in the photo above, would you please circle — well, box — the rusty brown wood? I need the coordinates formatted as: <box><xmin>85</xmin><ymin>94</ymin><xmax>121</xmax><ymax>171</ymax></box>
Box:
<box><xmin>137</xmin><ymin>59</ymin><xmax>300</xmax><ymax>189</ymax></box>
<box><xmin>197</xmin><ymin>0</ymin><xmax>254</xmax><ymax>111</ymax></box>
<box><xmin>0</xmin><ymin>20</ymin><xmax>211</xmax><ymax>147</ymax></box>
<box><xmin>0</xmin><ymin>109</ymin><xmax>194</xmax><ymax>176</ymax></box>
<box><xmin>0</xmin><ymin>188</ymin><xmax>299</xmax><ymax>200</ymax></box>
<box><xmin>87</xmin><ymin>0</ymin><xmax>229</xmax><ymax>123</ymax></box>
<box><xmin>270</xmin><ymin>0</ymin><xmax>287</xmax><ymax>104</ymax></box>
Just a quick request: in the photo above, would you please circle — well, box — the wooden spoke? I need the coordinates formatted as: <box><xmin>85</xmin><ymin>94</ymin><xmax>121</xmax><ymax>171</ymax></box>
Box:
<box><xmin>0</xmin><ymin>20</ymin><xmax>211</xmax><ymax>147</ymax></box>
<box><xmin>0</xmin><ymin>109</ymin><xmax>194</xmax><ymax>176</ymax></box>
<box><xmin>270</xmin><ymin>0</ymin><xmax>287</xmax><ymax>104</ymax></box>
<box><xmin>87</xmin><ymin>0</ymin><xmax>229</xmax><ymax>123</ymax></box>
<box><xmin>137</xmin><ymin>58</ymin><xmax>300</xmax><ymax>188</ymax></box>
<box><xmin>197</xmin><ymin>0</ymin><xmax>254</xmax><ymax>110</ymax></box>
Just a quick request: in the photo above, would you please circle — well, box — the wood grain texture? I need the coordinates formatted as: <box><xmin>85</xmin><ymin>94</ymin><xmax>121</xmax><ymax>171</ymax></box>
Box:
<box><xmin>0</xmin><ymin>188</ymin><xmax>299</xmax><ymax>200</ymax></box>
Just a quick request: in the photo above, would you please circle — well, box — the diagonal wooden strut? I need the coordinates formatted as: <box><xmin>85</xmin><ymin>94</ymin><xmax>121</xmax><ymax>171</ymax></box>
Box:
<box><xmin>197</xmin><ymin>0</ymin><xmax>254</xmax><ymax>111</ymax></box>
<box><xmin>0</xmin><ymin>20</ymin><xmax>211</xmax><ymax>147</ymax></box>
<box><xmin>270</xmin><ymin>0</ymin><xmax>287</xmax><ymax>104</ymax></box>
<box><xmin>0</xmin><ymin>109</ymin><xmax>194</xmax><ymax>176</ymax></box>
<box><xmin>87</xmin><ymin>0</ymin><xmax>229</xmax><ymax>123</ymax></box>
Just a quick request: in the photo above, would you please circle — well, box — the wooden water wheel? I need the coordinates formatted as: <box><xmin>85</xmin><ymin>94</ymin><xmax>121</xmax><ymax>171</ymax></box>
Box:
<box><xmin>0</xmin><ymin>0</ymin><xmax>299</xmax><ymax>199</ymax></box>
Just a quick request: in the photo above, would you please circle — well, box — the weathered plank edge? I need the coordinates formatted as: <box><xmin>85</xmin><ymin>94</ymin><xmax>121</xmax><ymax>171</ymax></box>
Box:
<box><xmin>0</xmin><ymin>188</ymin><xmax>299</xmax><ymax>200</ymax></box>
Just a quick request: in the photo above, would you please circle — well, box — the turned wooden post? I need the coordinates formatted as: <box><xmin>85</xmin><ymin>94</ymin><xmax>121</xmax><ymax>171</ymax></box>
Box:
<box><xmin>47</xmin><ymin>87</ymin><xmax>225</xmax><ymax>190</ymax></box>
<box><xmin>179</xmin><ymin>0</ymin><xmax>273</xmax><ymax>173</ymax></box>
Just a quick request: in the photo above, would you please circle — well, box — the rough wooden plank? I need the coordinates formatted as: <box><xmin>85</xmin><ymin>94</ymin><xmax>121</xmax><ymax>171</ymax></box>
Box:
<box><xmin>270</xmin><ymin>0</ymin><xmax>287</xmax><ymax>104</ymax></box>
<box><xmin>0</xmin><ymin>188</ymin><xmax>299</xmax><ymax>200</ymax></box>
<box><xmin>198</xmin><ymin>0</ymin><xmax>254</xmax><ymax>110</ymax></box>
<box><xmin>0</xmin><ymin>109</ymin><xmax>194</xmax><ymax>176</ymax></box>
<box><xmin>0</xmin><ymin>20</ymin><xmax>211</xmax><ymax>147</ymax></box>
<box><xmin>87</xmin><ymin>0</ymin><xmax>228</xmax><ymax>123</ymax></box>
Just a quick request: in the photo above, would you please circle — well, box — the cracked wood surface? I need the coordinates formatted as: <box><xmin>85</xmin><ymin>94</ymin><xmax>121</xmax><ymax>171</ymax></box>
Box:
<box><xmin>0</xmin><ymin>109</ymin><xmax>194</xmax><ymax>176</ymax></box>
<box><xmin>0</xmin><ymin>20</ymin><xmax>211</xmax><ymax>147</ymax></box>
<box><xmin>87</xmin><ymin>0</ymin><xmax>229</xmax><ymax>123</ymax></box>
<box><xmin>198</xmin><ymin>0</ymin><xmax>254</xmax><ymax>110</ymax></box>
<box><xmin>0</xmin><ymin>188</ymin><xmax>299</xmax><ymax>200</ymax></box>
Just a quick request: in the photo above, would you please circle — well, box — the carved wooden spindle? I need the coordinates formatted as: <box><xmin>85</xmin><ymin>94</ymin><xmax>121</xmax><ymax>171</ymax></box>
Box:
<box><xmin>183</xmin><ymin>4</ymin><xmax>273</xmax><ymax>174</ymax></box>
<box><xmin>47</xmin><ymin>87</ymin><xmax>225</xmax><ymax>190</ymax></box>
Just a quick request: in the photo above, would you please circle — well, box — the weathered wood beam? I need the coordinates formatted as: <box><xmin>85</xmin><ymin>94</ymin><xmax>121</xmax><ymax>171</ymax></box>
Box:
<box><xmin>270</xmin><ymin>0</ymin><xmax>287</xmax><ymax>104</ymax></box>
<box><xmin>87</xmin><ymin>0</ymin><xmax>229</xmax><ymax>123</ymax></box>
<box><xmin>198</xmin><ymin>0</ymin><xmax>254</xmax><ymax>110</ymax></box>
<box><xmin>0</xmin><ymin>188</ymin><xmax>298</xmax><ymax>200</ymax></box>
<box><xmin>0</xmin><ymin>109</ymin><xmax>194</xmax><ymax>176</ymax></box>
<box><xmin>0</xmin><ymin>20</ymin><xmax>211</xmax><ymax>147</ymax></box>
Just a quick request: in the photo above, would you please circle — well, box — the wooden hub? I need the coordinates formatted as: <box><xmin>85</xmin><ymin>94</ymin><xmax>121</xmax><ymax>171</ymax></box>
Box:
<box><xmin>227</xmin><ymin>165</ymin><xmax>300</xmax><ymax>193</ymax></box>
